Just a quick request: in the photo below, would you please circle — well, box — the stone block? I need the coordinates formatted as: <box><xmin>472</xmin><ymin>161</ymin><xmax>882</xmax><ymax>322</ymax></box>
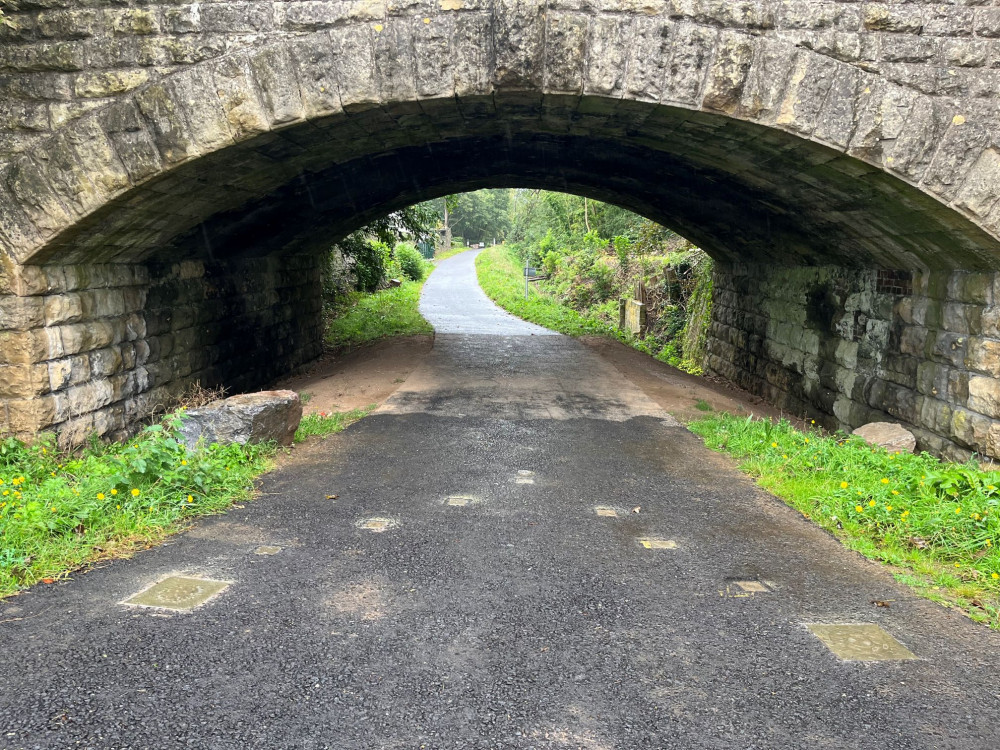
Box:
<box><xmin>969</xmin><ymin>375</ymin><xmax>1000</xmax><ymax>419</ymax></box>
<box><xmin>43</xmin><ymin>293</ymin><xmax>83</xmax><ymax>325</ymax></box>
<box><xmin>702</xmin><ymin>31</ymin><xmax>755</xmax><ymax>115</ymax></box>
<box><xmin>898</xmin><ymin>325</ymin><xmax>928</xmax><ymax>357</ymax></box>
<box><xmin>544</xmin><ymin>13</ymin><xmax>587</xmax><ymax>95</ymax></box>
<box><xmin>0</xmin><ymin>328</ymin><xmax>55</xmax><ymax>366</ymax></box>
<box><xmin>966</xmin><ymin>337</ymin><xmax>1000</xmax><ymax>377</ymax></box>
<box><xmin>48</xmin><ymin>354</ymin><xmax>91</xmax><ymax>392</ymax></box>
<box><xmin>0</xmin><ymin>295</ymin><xmax>44</xmax><ymax>331</ymax></box>
<box><xmin>0</xmin><ymin>363</ymin><xmax>50</xmax><ymax>397</ymax></box>
<box><xmin>930</xmin><ymin>332</ymin><xmax>967</xmax><ymax>368</ymax></box>
<box><xmin>6</xmin><ymin>395</ymin><xmax>57</xmax><ymax>432</ymax></box>
<box><xmin>179</xmin><ymin>390</ymin><xmax>302</xmax><ymax>450</ymax></box>
<box><xmin>585</xmin><ymin>15</ymin><xmax>627</xmax><ymax>96</ymax></box>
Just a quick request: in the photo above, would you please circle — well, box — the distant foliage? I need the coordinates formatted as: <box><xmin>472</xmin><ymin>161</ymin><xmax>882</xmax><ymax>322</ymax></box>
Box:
<box><xmin>506</xmin><ymin>189</ymin><xmax>710</xmax><ymax>373</ymax></box>
<box><xmin>394</xmin><ymin>242</ymin><xmax>428</xmax><ymax>281</ymax></box>
<box><xmin>352</xmin><ymin>240</ymin><xmax>390</xmax><ymax>293</ymax></box>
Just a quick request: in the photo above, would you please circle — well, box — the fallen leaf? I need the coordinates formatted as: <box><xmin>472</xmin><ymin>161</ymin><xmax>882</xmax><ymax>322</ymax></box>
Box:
<box><xmin>41</xmin><ymin>578</ymin><xmax>55</xmax><ymax>584</ymax></box>
<box><xmin>632</xmin><ymin>506</ymin><xmax>641</xmax><ymax>514</ymax></box>
<box><xmin>870</xmin><ymin>599</ymin><xmax>893</xmax><ymax>608</ymax></box>
<box><xmin>326</xmin><ymin>495</ymin><xmax>339</xmax><ymax>500</ymax></box>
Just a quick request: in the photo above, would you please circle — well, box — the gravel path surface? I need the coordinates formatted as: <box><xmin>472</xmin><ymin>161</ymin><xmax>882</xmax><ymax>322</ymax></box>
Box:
<box><xmin>1</xmin><ymin>252</ymin><xmax>998</xmax><ymax>749</ymax></box>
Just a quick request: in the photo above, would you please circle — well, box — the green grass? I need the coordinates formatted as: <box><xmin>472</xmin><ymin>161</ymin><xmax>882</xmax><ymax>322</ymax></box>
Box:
<box><xmin>689</xmin><ymin>412</ymin><xmax>1000</xmax><ymax>627</ymax></box>
<box><xmin>694</xmin><ymin>399</ymin><xmax>713</xmax><ymax>412</ymax></box>
<box><xmin>475</xmin><ymin>246</ymin><xmax>618</xmax><ymax>337</ymax></box>
<box><xmin>294</xmin><ymin>405</ymin><xmax>376</xmax><ymax>443</ymax></box>
<box><xmin>0</xmin><ymin>414</ymin><xmax>275</xmax><ymax>598</ymax></box>
<box><xmin>325</xmin><ymin>279</ymin><xmax>432</xmax><ymax>350</ymax></box>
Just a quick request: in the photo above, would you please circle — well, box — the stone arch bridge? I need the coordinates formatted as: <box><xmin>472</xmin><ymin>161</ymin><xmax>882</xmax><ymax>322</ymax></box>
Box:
<box><xmin>2</xmin><ymin>0</ymin><xmax>1000</xmax><ymax>459</ymax></box>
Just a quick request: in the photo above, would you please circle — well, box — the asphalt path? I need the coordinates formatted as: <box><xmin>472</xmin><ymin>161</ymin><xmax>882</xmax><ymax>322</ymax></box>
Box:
<box><xmin>2</xmin><ymin>250</ymin><xmax>999</xmax><ymax>748</ymax></box>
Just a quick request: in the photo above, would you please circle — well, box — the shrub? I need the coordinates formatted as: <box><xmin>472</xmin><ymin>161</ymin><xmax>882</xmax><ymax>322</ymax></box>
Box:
<box><xmin>353</xmin><ymin>240</ymin><xmax>390</xmax><ymax>293</ymax></box>
<box><xmin>394</xmin><ymin>242</ymin><xmax>428</xmax><ymax>281</ymax></box>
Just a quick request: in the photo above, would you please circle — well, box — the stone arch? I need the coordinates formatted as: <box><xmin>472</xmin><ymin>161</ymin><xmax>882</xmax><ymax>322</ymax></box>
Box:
<box><xmin>3</xmin><ymin>3</ymin><xmax>1000</xmax><ymax>458</ymax></box>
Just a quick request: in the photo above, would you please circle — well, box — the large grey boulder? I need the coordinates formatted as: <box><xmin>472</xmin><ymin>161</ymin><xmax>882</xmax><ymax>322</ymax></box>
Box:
<box><xmin>852</xmin><ymin>422</ymin><xmax>917</xmax><ymax>454</ymax></box>
<box><xmin>179</xmin><ymin>390</ymin><xmax>302</xmax><ymax>450</ymax></box>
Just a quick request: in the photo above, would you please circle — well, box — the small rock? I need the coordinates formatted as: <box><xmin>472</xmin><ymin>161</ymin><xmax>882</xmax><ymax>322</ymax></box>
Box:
<box><xmin>179</xmin><ymin>390</ymin><xmax>302</xmax><ymax>450</ymax></box>
<box><xmin>852</xmin><ymin>422</ymin><xmax>916</xmax><ymax>454</ymax></box>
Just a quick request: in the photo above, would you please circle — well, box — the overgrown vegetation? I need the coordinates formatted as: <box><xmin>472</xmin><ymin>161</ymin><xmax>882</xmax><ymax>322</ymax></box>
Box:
<box><xmin>476</xmin><ymin>246</ymin><xmax>616</xmax><ymax>337</ymax></box>
<box><xmin>690</xmin><ymin>412</ymin><xmax>1000</xmax><ymax>627</ymax></box>
<box><xmin>505</xmin><ymin>191</ymin><xmax>713</xmax><ymax>372</ymax></box>
<box><xmin>325</xmin><ymin>279</ymin><xmax>432</xmax><ymax>350</ymax></box>
<box><xmin>0</xmin><ymin>415</ymin><xmax>273</xmax><ymax>597</ymax></box>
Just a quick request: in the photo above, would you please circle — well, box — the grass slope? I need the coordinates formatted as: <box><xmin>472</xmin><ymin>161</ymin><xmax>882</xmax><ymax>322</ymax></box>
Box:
<box><xmin>475</xmin><ymin>245</ymin><xmax>616</xmax><ymax>337</ymax></box>
<box><xmin>690</xmin><ymin>411</ymin><xmax>1000</xmax><ymax>628</ymax></box>
<box><xmin>325</xmin><ymin>279</ymin><xmax>432</xmax><ymax>350</ymax></box>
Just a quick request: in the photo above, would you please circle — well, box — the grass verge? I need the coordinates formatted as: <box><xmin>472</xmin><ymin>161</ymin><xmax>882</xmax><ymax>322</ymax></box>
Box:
<box><xmin>475</xmin><ymin>245</ymin><xmax>618</xmax><ymax>336</ymax></box>
<box><xmin>294</xmin><ymin>405</ymin><xmax>376</xmax><ymax>443</ymax></box>
<box><xmin>689</xmin><ymin>412</ymin><xmax>1000</xmax><ymax>627</ymax></box>
<box><xmin>0</xmin><ymin>414</ymin><xmax>274</xmax><ymax>598</ymax></box>
<box><xmin>325</xmin><ymin>279</ymin><xmax>432</xmax><ymax>350</ymax></box>
<box><xmin>1</xmin><ymin>401</ymin><xmax>380</xmax><ymax>599</ymax></box>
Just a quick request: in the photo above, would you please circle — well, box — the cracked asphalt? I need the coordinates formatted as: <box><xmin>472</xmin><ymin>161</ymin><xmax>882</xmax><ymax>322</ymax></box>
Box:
<box><xmin>2</xmin><ymin>250</ymin><xmax>999</xmax><ymax>749</ymax></box>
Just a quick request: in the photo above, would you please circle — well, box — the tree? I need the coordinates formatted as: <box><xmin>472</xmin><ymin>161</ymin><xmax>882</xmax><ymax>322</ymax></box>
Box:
<box><xmin>325</xmin><ymin>203</ymin><xmax>438</xmax><ymax>299</ymax></box>
<box><xmin>443</xmin><ymin>189</ymin><xmax>512</xmax><ymax>244</ymax></box>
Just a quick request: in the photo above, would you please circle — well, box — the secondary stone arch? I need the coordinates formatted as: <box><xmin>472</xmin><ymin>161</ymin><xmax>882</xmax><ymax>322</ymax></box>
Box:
<box><xmin>3</xmin><ymin>6</ymin><xmax>1000</xmax><ymax>459</ymax></box>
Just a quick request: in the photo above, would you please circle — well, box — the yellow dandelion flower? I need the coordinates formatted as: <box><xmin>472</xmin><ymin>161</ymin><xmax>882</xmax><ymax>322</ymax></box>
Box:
<box><xmin>901</xmin><ymin>510</ymin><xmax>909</xmax><ymax>518</ymax></box>
<box><xmin>892</xmin><ymin>490</ymin><xmax>899</xmax><ymax>495</ymax></box>
<box><xmin>993</xmin><ymin>572</ymin><xmax>999</xmax><ymax>580</ymax></box>
<box><xmin>187</xmin><ymin>495</ymin><xmax>194</xmax><ymax>503</ymax></box>
<box><xmin>804</xmin><ymin>438</ymin><xmax>809</xmax><ymax>443</ymax></box>
<box><xmin>131</xmin><ymin>488</ymin><xmax>140</xmax><ymax>497</ymax></box>
<box><xmin>881</xmin><ymin>478</ymin><xmax>889</xmax><ymax>484</ymax></box>
<box><xmin>96</xmin><ymin>493</ymin><xmax>105</xmax><ymax>501</ymax></box>
<box><xmin>869</xmin><ymin>500</ymin><xmax>876</xmax><ymax>507</ymax></box>
<box><xmin>990</xmin><ymin>485</ymin><xmax>997</xmax><ymax>491</ymax></box>
<box><xmin>771</xmin><ymin>442</ymin><xmax>777</xmax><ymax>448</ymax></box>
<box><xmin>886</xmin><ymin>505</ymin><xmax>893</xmax><ymax>511</ymax></box>
<box><xmin>855</xmin><ymin>505</ymin><xmax>864</xmax><ymax>513</ymax></box>
<box><xmin>955</xmin><ymin>563</ymin><xmax>961</xmax><ymax>568</ymax></box>
<box><xmin>110</xmin><ymin>489</ymin><xmax>117</xmax><ymax>495</ymax></box>
<box><xmin>956</xmin><ymin>507</ymin><xmax>962</xmax><ymax>514</ymax></box>
<box><xmin>782</xmin><ymin>454</ymin><xmax>788</xmax><ymax>459</ymax></box>
<box><xmin>840</xmin><ymin>482</ymin><xmax>849</xmax><ymax>489</ymax></box>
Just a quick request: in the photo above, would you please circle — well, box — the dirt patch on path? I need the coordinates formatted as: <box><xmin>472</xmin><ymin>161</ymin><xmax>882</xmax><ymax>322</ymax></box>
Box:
<box><xmin>274</xmin><ymin>335</ymin><xmax>434</xmax><ymax>415</ymax></box>
<box><xmin>579</xmin><ymin>335</ymin><xmax>804</xmax><ymax>427</ymax></box>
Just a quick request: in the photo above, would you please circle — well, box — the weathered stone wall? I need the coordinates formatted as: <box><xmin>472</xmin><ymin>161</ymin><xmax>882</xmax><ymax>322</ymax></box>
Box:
<box><xmin>0</xmin><ymin>254</ymin><xmax>321</xmax><ymax>444</ymax></box>
<box><xmin>708</xmin><ymin>263</ymin><xmax>1000</xmax><ymax>461</ymax></box>
<box><xmin>4</xmin><ymin>0</ymin><xmax>1000</xmax><ymax>451</ymax></box>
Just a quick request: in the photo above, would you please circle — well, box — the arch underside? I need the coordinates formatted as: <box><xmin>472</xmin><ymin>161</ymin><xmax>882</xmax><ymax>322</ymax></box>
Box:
<box><xmin>32</xmin><ymin>95</ymin><xmax>1000</xmax><ymax>272</ymax></box>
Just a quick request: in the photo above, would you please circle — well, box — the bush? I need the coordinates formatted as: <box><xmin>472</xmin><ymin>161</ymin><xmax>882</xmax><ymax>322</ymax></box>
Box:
<box><xmin>394</xmin><ymin>242</ymin><xmax>428</xmax><ymax>281</ymax></box>
<box><xmin>353</xmin><ymin>240</ymin><xmax>390</xmax><ymax>293</ymax></box>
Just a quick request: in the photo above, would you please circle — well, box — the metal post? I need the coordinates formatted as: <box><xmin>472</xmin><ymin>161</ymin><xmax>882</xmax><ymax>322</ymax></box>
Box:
<box><xmin>524</xmin><ymin>256</ymin><xmax>529</xmax><ymax>299</ymax></box>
